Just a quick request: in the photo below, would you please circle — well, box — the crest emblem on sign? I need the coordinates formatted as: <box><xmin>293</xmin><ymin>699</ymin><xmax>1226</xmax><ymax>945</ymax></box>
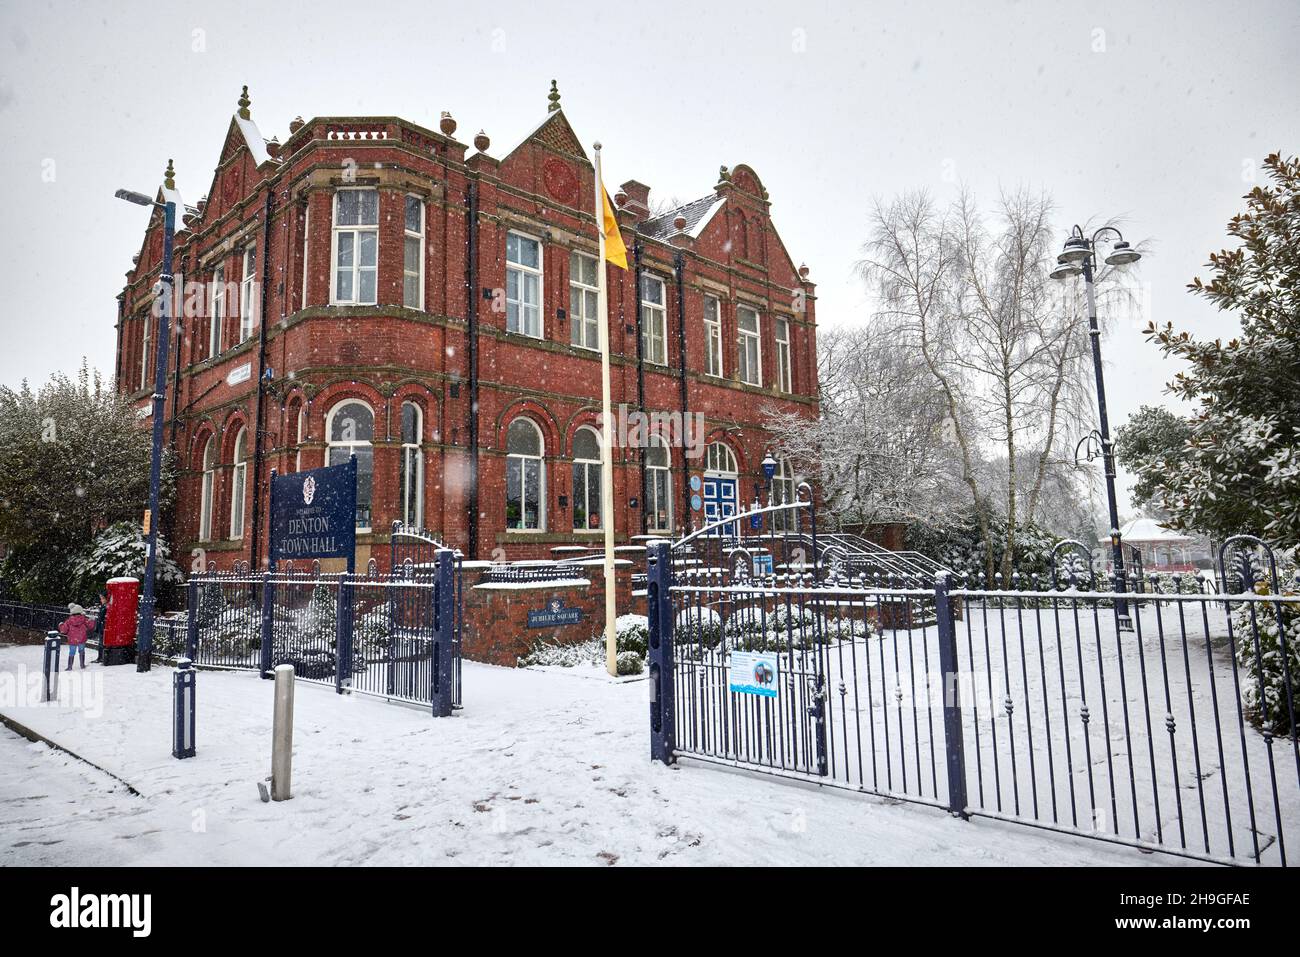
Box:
<box><xmin>303</xmin><ymin>475</ymin><xmax>316</xmax><ymax>505</ymax></box>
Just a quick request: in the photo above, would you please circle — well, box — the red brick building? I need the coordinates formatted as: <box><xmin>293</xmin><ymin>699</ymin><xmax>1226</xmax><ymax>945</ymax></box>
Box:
<box><xmin>115</xmin><ymin>84</ymin><xmax>820</xmax><ymax>571</ymax></box>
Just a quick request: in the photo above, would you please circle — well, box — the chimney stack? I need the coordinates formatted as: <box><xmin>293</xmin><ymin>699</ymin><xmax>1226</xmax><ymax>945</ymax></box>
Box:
<box><xmin>619</xmin><ymin>179</ymin><xmax>651</xmax><ymax>221</ymax></box>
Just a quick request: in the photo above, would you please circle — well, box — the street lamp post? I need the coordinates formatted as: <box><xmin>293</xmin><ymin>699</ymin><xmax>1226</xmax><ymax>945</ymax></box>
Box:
<box><xmin>1051</xmin><ymin>224</ymin><xmax>1141</xmax><ymax>630</ymax></box>
<box><xmin>115</xmin><ymin>165</ymin><xmax>177</xmax><ymax>672</ymax></box>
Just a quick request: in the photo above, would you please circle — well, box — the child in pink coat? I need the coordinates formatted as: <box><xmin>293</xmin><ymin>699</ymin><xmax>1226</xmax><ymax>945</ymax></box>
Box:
<box><xmin>58</xmin><ymin>604</ymin><xmax>92</xmax><ymax>670</ymax></box>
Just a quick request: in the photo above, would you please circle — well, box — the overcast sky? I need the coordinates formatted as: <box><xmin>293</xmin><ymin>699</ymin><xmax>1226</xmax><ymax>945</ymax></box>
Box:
<box><xmin>2</xmin><ymin>0</ymin><xmax>1297</xmax><ymax>506</ymax></box>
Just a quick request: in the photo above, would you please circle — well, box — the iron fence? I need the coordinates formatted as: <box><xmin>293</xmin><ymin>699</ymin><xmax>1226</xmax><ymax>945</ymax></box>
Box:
<box><xmin>649</xmin><ymin>525</ymin><xmax>1300</xmax><ymax>867</ymax></box>
<box><xmin>179</xmin><ymin>550</ymin><xmax>462</xmax><ymax>713</ymax></box>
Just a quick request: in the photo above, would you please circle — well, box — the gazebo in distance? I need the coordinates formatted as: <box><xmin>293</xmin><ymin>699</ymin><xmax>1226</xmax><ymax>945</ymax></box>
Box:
<box><xmin>1101</xmin><ymin>517</ymin><xmax>1212</xmax><ymax>574</ymax></box>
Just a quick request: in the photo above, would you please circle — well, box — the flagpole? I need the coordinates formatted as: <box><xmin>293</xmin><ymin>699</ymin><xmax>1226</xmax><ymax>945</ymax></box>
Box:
<box><xmin>593</xmin><ymin>142</ymin><xmax>618</xmax><ymax>677</ymax></box>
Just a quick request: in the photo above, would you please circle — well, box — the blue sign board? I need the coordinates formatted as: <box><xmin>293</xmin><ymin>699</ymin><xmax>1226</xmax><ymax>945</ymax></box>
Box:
<box><xmin>269</xmin><ymin>460</ymin><xmax>357</xmax><ymax>566</ymax></box>
<box><xmin>527</xmin><ymin>598</ymin><xmax>584</xmax><ymax>629</ymax></box>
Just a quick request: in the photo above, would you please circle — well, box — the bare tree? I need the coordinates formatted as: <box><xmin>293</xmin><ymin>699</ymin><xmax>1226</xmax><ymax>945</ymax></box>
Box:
<box><xmin>857</xmin><ymin>188</ymin><xmax>1107</xmax><ymax>580</ymax></box>
<box><xmin>766</xmin><ymin>322</ymin><xmax>961</xmax><ymax>527</ymax></box>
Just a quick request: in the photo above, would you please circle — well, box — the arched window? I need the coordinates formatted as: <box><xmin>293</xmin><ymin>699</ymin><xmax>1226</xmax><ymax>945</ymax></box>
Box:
<box><xmin>293</xmin><ymin>402</ymin><xmax>306</xmax><ymax>472</ymax></box>
<box><xmin>399</xmin><ymin>401</ymin><xmax>423</xmax><ymax>528</ymax></box>
<box><xmin>646</xmin><ymin>436</ymin><xmax>672</xmax><ymax>533</ymax></box>
<box><xmin>229</xmin><ymin>427</ymin><xmax>247</xmax><ymax>540</ymax></box>
<box><xmin>506</xmin><ymin>417</ymin><xmax>544</xmax><ymax>531</ymax></box>
<box><xmin>572</xmin><ymin>426</ymin><xmax>601</xmax><ymax>531</ymax></box>
<box><xmin>705</xmin><ymin>442</ymin><xmax>738</xmax><ymax>475</ymax></box>
<box><xmin>198</xmin><ymin>436</ymin><xmax>215</xmax><ymax>542</ymax></box>
<box><xmin>327</xmin><ymin>400</ymin><xmax>374</xmax><ymax>529</ymax></box>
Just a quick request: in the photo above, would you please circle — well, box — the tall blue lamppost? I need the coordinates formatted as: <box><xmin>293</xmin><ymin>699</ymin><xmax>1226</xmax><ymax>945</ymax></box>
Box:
<box><xmin>1050</xmin><ymin>224</ymin><xmax>1142</xmax><ymax>630</ymax></box>
<box><xmin>115</xmin><ymin>161</ymin><xmax>177</xmax><ymax>672</ymax></box>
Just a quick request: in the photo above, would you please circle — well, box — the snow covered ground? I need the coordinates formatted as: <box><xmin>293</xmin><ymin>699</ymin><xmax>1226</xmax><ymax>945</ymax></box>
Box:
<box><xmin>0</xmin><ymin>642</ymin><xmax>1197</xmax><ymax>867</ymax></box>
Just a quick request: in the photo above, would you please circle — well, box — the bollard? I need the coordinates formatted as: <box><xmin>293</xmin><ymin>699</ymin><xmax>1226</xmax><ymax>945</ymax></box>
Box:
<box><xmin>271</xmin><ymin>664</ymin><xmax>294</xmax><ymax>801</ymax></box>
<box><xmin>172</xmin><ymin>658</ymin><xmax>196</xmax><ymax>759</ymax></box>
<box><xmin>42</xmin><ymin>631</ymin><xmax>61</xmax><ymax>703</ymax></box>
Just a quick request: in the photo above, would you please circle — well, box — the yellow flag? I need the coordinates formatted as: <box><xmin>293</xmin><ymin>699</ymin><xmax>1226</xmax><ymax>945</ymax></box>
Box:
<box><xmin>601</xmin><ymin>185</ymin><xmax>628</xmax><ymax>270</ymax></box>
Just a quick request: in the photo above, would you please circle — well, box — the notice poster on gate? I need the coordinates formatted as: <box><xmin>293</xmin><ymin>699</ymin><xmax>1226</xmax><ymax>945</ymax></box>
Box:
<box><xmin>269</xmin><ymin>460</ymin><xmax>357</xmax><ymax>565</ymax></box>
<box><xmin>729</xmin><ymin>650</ymin><xmax>779</xmax><ymax>698</ymax></box>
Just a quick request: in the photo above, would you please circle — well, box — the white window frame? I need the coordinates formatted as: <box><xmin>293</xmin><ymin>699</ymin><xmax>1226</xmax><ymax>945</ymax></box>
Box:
<box><xmin>399</xmin><ymin>401</ymin><xmax>424</xmax><ymax>528</ymax></box>
<box><xmin>209</xmin><ymin>265</ymin><xmax>225</xmax><ymax>358</ymax></box>
<box><xmin>737</xmin><ymin>305</ymin><xmax>762</xmax><ymax>387</ymax></box>
<box><xmin>139</xmin><ymin>313</ymin><xmax>151</xmax><ymax>390</ymax></box>
<box><xmin>569</xmin><ymin>251</ymin><xmax>599</xmax><ymax>351</ymax></box>
<box><xmin>300</xmin><ymin>205</ymin><xmax>310</xmax><ymax>310</ymax></box>
<box><xmin>506</xmin><ymin>231</ymin><xmax>543</xmax><ymax>338</ymax></box>
<box><xmin>239</xmin><ymin>245</ymin><xmax>257</xmax><ymax>343</ymax></box>
<box><xmin>646</xmin><ymin>435</ymin><xmax>673</xmax><ymax>533</ymax></box>
<box><xmin>331</xmin><ymin>188</ymin><xmax>379</xmax><ymax>306</ymax></box>
<box><xmin>229</xmin><ymin>427</ymin><xmax>248</xmax><ymax>540</ymax></box>
<box><xmin>326</xmin><ymin>399</ymin><xmax>375</xmax><ymax>531</ymax></box>
<box><xmin>706</xmin><ymin>442</ymin><xmax>738</xmax><ymax>476</ymax></box>
<box><xmin>199</xmin><ymin>436</ymin><xmax>215</xmax><ymax>542</ymax></box>
<box><xmin>775</xmin><ymin>316</ymin><xmax>792</xmax><ymax>393</ymax></box>
<box><xmin>293</xmin><ymin>404</ymin><xmax>306</xmax><ymax>473</ymax></box>
<box><xmin>703</xmin><ymin>295</ymin><xmax>723</xmax><ymax>377</ymax></box>
<box><xmin>640</xmin><ymin>274</ymin><xmax>667</xmax><ymax>366</ymax></box>
<box><xmin>505</xmin><ymin>417</ymin><xmax>546</xmax><ymax>531</ymax></box>
<box><xmin>571</xmin><ymin>426</ymin><xmax>602</xmax><ymax>531</ymax></box>
<box><xmin>403</xmin><ymin>195</ymin><xmax>424</xmax><ymax>310</ymax></box>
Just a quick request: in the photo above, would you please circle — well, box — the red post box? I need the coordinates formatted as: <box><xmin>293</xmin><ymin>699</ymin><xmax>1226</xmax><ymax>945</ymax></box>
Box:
<box><xmin>103</xmin><ymin>577</ymin><xmax>140</xmax><ymax>666</ymax></box>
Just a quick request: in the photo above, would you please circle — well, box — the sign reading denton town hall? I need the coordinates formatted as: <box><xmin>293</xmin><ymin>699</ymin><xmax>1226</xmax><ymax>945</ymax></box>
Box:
<box><xmin>269</xmin><ymin>460</ymin><xmax>357</xmax><ymax>565</ymax></box>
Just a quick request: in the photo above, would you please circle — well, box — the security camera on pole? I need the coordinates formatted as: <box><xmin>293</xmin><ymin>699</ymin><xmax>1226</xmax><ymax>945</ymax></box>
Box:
<box><xmin>115</xmin><ymin>161</ymin><xmax>178</xmax><ymax>672</ymax></box>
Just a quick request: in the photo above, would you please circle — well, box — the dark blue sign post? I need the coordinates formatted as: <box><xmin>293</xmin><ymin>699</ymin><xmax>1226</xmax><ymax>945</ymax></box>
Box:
<box><xmin>268</xmin><ymin>460</ymin><xmax>358</xmax><ymax>690</ymax></box>
<box><xmin>269</xmin><ymin>459</ymin><xmax>358</xmax><ymax>569</ymax></box>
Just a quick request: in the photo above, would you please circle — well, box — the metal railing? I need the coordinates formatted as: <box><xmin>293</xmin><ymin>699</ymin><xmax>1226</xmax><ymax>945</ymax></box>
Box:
<box><xmin>646</xmin><ymin>532</ymin><xmax>1300</xmax><ymax>866</ymax></box>
<box><xmin>181</xmin><ymin>552</ymin><xmax>462</xmax><ymax>713</ymax></box>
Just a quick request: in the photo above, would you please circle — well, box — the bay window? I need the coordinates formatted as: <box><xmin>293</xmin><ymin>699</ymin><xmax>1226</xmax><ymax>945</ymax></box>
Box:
<box><xmin>333</xmin><ymin>189</ymin><xmax>379</xmax><ymax>305</ymax></box>
<box><xmin>404</xmin><ymin>196</ymin><xmax>424</xmax><ymax>309</ymax></box>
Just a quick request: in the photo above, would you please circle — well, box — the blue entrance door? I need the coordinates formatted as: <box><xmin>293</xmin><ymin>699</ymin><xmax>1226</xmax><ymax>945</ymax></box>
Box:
<box><xmin>702</xmin><ymin>474</ymin><xmax>738</xmax><ymax>536</ymax></box>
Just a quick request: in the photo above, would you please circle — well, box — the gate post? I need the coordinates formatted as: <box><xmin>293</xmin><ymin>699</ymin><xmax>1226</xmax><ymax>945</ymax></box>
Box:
<box><xmin>260</xmin><ymin>572</ymin><xmax>275</xmax><ymax>678</ymax></box>
<box><xmin>335</xmin><ymin>574</ymin><xmax>354</xmax><ymax>694</ymax></box>
<box><xmin>647</xmin><ymin>540</ymin><xmax>676</xmax><ymax>765</ymax></box>
<box><xmin>431</xmin><ymin>548</ymin><xmax>456</xmax><ymax>717</ymax></box>
<box><xmin>186</xmin><ymin>577</ymin><xmax>200</xmax><ymax>662</ymax></box>
<box><xmin>934</xmin><ymin>572</ymin><xmax>969</xmax><ymax>818</ymax></box>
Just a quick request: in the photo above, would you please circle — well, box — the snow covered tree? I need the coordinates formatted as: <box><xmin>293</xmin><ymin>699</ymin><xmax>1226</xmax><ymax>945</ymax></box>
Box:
<box><xmin>764</xmin><ymin>322</ymin><xmax>963</xmax><ymax>527</ymax></box>
<box><xmin>71</xmin><ymin>521</ymin><xmax>183</xmax><ymax>604</ymax></box>
<box><xmin>0</xmin><ymin>362</ymin><xmax>175</xmax><ymax>602</ymax></box>
<box><xmin>1115</xmin><ymin>405</ymin><xmax>1193</xmax><ymax>518</ymax></box>
<box><xmin>855</xmin><ymin>189</ymin><xmax>1117</xmax><ymax>580</ymax></box>
<box><xmin>1137</xmin><ymin>153</ymin><xmax>1300</xmax><ymax>546</ymax></box>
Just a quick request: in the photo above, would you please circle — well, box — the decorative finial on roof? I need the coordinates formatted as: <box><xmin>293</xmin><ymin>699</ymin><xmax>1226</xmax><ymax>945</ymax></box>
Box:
<box><xmin>718</xmin><ymin>165</ymin><xmax>732</xmax><ymax>183</ymax></box>
<box><xmin>164</xmin><ymin>158</ymin><xmax>176</xmax><ymax>191</ymax></box>
<box><xmin>547</xmin><ymin>79</ymin><xmax>561</xmax><ymax>113</ymax></box>
<box><xmin>238</xmin><ymin>84</ymin><xmax>251</xmax><ymax>120</ymax></box>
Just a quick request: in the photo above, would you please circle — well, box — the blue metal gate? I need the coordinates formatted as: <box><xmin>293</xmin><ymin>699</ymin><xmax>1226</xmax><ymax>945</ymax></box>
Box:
<box><xmin>648</xmin><ymin>500</ymin><xmax>1300</xmax><ymax>866</ymax></box>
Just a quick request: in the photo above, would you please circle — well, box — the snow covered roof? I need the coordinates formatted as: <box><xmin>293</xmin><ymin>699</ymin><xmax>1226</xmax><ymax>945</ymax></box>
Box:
<box><xmin>1112</xmin><ymin>518</ymin><xmax>1194</xmax><ymax>543</ymax></box>
<box><xmin>235</xmin><ymin>115</ymin><xmax>272</xmax><ymax>167</ymax></box>
<box><xmin>638</xmin><ymin>193</ymin><xmax>725</xmax><ymax>241</ymax></box>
